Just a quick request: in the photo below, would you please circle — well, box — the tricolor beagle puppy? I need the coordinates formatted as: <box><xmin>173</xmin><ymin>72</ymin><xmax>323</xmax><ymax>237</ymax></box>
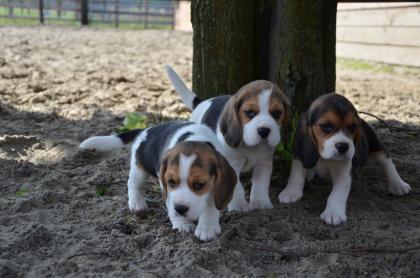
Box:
<box><xmin>79</xmin><ymin>122</ymin><xmax>236</xmax><ymax>241</ymax></box>
<box><xmin>166</xmin><ymin>66</ymin><xmax>290</xmax><ymax>212</ymax></box>
<box><xmin>278</xmin><ymin>93</ymin><xmax>411</xmax><ymax>225</ymax></box>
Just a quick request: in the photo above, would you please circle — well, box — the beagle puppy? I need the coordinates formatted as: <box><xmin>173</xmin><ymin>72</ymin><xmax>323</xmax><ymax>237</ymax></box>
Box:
<box><xmin>278</xmin><ymin>93</ymin><xmax>411</xmax><ymax>225</ymax></box>
<box><xmin>79</xmin><ymin>122</ymin><xmax>236</xmax><ymax>241</ymax></box>
<box><xmin>166</xmin><ymin>66</ymin><xmax>290</xmax><ymax>212</ymax></box>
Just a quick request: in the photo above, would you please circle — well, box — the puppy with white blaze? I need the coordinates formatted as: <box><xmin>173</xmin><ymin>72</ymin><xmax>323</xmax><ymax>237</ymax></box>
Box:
<box><xmin>166</xmin><ymin>66</ymin><xmax>290</xmax><ymax>212</ymax></box>
<box><xmin>278</xmin><ymin>93</ymin><xmax>411</xmax><ymax>225</ymax></box>
<box><xmin>79</xmin><ymin>122</ymin><xmax>236</xmax><ymax>241</ymax></box>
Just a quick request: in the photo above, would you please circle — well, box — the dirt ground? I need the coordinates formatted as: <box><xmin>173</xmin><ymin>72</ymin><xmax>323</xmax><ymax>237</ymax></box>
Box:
<box><xmin>1</xmin><ymin>26</ymin><xmax>419</xmax><ymax>277</ymax></box>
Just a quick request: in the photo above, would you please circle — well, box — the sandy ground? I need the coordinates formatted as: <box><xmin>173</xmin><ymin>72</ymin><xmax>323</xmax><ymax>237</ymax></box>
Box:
<box><xmin>1</xmin><ymin>26</ymin><xmax>419</xmax><ymax>277</ymax></box>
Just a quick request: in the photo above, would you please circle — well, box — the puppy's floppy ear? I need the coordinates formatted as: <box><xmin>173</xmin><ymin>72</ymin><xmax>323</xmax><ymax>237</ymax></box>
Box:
<box><xmin>353</xmin><ymin>113</ymin><xmax>362</xmax><ymax>145</ymax></box>
<box><xmin>273</xmin><ymin>86</ymin><xmax>291</xmax><ymax>126</ymax></box>
<box><xmin>159</xmin><ymin>157</ymin><xmax>168</xmax><ymax>200</ymax></box>
<box><xmin>281</xmin><ymin>96</ymin><xmax>291</xmax><ymax>126</ymax></box>
<box><xmin>220</xmin><ymin>96</ymin><xmax>242</xmax><ymax>148</ymax></box>
<box><xmin>212</xmin><ymin>152</ymin><xmax>237</xmax><ymax>210</ymax></box>
<box><xmin>294</xmin><ymin>112</ymin><xmax>319</xmax><ymax>169</ymax></box>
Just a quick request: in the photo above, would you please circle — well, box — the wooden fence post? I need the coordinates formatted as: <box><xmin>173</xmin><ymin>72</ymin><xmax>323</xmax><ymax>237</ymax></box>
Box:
<box><xmin>39</xmin><ymin>0</ymin><xmax>44</xmax><ymax>24</ymax></box>
<box><xmin>57</xmin><ymin>0</ymin><xmax>62</xmax><ymax>18</ymax></box>
<box><xmin>8</xmin><ymin>0</ymin><xmax>14</xmax><ymax>16</ymax></box>
<box><xmin>81</xmin><ymin>0</ymin><xmax>88</xmax><ymax>25</ymax></box>
<box><xmin>144</xmin><ymin>0</ymin><xmax>148</xmax><ymax>29</ymax></box>
<box><xmin>114</xmin><ymin>0</ymin><xmax>119</xmax><ymax>28</ymax></box>
<box><xmin>171</xmin><ymin>1</ymin><xmax>175</xmax><ymax>30</ymax></box>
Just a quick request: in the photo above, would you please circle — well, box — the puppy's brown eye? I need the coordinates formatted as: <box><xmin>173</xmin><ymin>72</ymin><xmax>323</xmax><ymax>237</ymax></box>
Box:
<box><xmin>244</xmin><ymin>110</ymin><xmax>256</xmax><ymax>119</ymax></box>
<box><xmin>192</xmin><ymin>182</ymin><xmax>205</xmax><ymax>191</ymax></box>
<box><xmin>320</xmin><ymin>123</ymin><xmax>334</xmax><ymax>134</ymax></box>
<box><xmin>348</xmin><ymin>124</ymin><xmax>357</xmax><ymax>134</ymax></box>
<box><xmin>271</xmin><ymin>110</ymin><xmax>282</xmax><ymax>119</ymax></box>
<box><xmin>167</xmin><ymin>179</ymin><xmax>176</xmax><ymax>188</ymax></box>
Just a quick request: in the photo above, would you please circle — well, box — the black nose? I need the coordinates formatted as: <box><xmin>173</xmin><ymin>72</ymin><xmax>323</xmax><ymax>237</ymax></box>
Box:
<box><xmin>335</xmin><ymin>142</ymin><xmax>349</xmax><ymax>154</ymax></box>
<box><xmin>257</xmin><ymin>127</ymin><xmax>271</xmax><ymax>139</ymax></box>
<box><xmin>174</xmin><ymin>204</ymin><xmax>189</xmax><ymax>216</ymax></box>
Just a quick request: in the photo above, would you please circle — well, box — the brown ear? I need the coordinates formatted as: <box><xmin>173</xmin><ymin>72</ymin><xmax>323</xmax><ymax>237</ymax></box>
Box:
<box><xmin>220</xmin><ymin>97</ymin><xmax>242</xmax><ymax>148</ymax></box>
<box><xmin>293</xmin><ymin>113</ymin><xmax>319</xmax><ymax>169</ymax></box>
<box><xmin>354</xmin><ymin>113</ymin><xmax>362</xmax><ymax>145</ymax></box>
<box><xmin>282</xmin><ymin>96</ymin><xmax>291</xmax><ymax>126</ymax></box>
<box><xmin>213</xmin><ymin>152</ymin><xmax>237</xmax><ymax>210</ymax></box>
<box><xmin>159</xmin><ymin>157</ymin><xmax>168</xmax><ymax>200</ymax></box>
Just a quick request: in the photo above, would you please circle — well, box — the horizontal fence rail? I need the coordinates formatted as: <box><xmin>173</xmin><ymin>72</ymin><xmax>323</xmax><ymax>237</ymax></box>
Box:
<box><xmin>0</xmin><ymin>0</ymin><xmax>175</xmax><ymax>29</ymax></box>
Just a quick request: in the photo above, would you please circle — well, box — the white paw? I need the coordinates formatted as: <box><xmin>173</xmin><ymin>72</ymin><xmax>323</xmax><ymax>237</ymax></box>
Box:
<box><xmin>128</xmin><ymin>195</ymin><xmax>148</xmax><ymax>212</ymax></box>
<box><xmin>250</xmin><ymin>198</ymin><xmax>273</xmax><ymax>210</ymax></box>
<box><xmin>320</xmin><ymin>208</ymin><xmax>347</xmax><ymax>225</ymax></box>
<box><xmin>194</xmin><ymin>223</ymin><xmax>221</xmax><ymax>241</ymax></box>
<box><xmin>388</xmin><ymin>180</ymin><xmax>411</xmax><ymax>196</ymax></box>
<box><xmin>228</xmin><ymin>198</ymin><xmax>251</xmax><ymax>212</ymax></box>
<box><xmin>172</xmin><ymin>221</ymin><xmax>196</xmax><ymax>233</ymax></box>
<box><xmin>278</xmin><ymin>187</ymin><xmax>303</xmax><ymax>204</ymax></box>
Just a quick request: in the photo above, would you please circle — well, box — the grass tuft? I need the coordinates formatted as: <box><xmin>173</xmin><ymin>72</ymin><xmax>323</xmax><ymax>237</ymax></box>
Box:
<box><xmin>15</xmin><ymin>189</ymin><xmax>30</xmax><ymax>197</ymax></box>
<box><xmin>96</xmin><ymin>186</ymin><xmax>108</xmax><ymax>197</ymax></box>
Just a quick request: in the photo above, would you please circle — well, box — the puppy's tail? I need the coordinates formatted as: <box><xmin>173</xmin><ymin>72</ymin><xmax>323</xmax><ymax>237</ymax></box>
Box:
<box><xmin>79</xmin><ymin>129</ymin><xmax>144</xmax><ymax>152</ymax></box>
<box><xmin>165</xmin><ymin>65</ymin><xmax>201</xmax><ymax>110</ymax></box>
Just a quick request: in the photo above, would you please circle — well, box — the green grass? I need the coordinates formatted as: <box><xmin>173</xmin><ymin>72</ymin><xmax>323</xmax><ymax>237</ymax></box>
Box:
<box><xmin>276</xmin><ymin>112</ymin><xmax>298</xmax><ymax>171</ymax></box>
<box><xmin>337</xmin><ymin>57</ymin><xmax>420</xmax><ymax>76</ymax></box>
<box><xmin>15</xmin><ymin>189</ymin><xmax>30</xmax><ymax>197</ymax></box>
<box><xmin>96</xmin><ymin>186</ymin><xmax>108</xmax><ymax>197</ymax></box>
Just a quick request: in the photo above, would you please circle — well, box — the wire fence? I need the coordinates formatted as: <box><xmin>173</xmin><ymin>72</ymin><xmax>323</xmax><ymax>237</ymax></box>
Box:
<box><xmin>0</xmin><ymin>0</ymin><xmax>175</xmax><ymax>29</ymax></box>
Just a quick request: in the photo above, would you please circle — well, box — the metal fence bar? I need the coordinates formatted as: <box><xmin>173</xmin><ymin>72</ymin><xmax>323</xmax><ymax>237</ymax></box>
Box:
<box><xmin>0</xmin><ymin>0</ymin><xmax>175</xmax><ymax>28</ymax></box>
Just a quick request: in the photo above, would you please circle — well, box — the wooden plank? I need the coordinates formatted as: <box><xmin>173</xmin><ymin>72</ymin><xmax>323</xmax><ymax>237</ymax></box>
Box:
<box><xmin>338</xmin><ymin>3</ymin><xmax>420</xmax><ymax>11</ymax></box>
<box><xmin>337</xmin><ymin>42</ymin><xmax>420</xmax><ymax>67</ymax></box>
<box><xmin>337</xmin><ymin>6</ymin><xmax>420</xmax><ymax>26</ymax></box>
<box><xmin>337</xmin><ymin>26</ymin><xmax>420</xmax><ymax>47</ymax></box>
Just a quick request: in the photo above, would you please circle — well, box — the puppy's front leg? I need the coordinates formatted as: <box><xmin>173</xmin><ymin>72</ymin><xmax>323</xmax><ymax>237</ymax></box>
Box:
<box><xmin>195</xmin><ymin>197</ymin><xmax>221</xmax><ymax>241</ymax></box>
<box><xmin>373</xmin><ymin>152</ymin><xmax>411</xmax><ymax>196</ymax></box>
<box><xmin>320</xmin><ymin>161</ymin><xmax>352</xmax><ymax>225</ymax></box>
<box><xmin>279</xmin><ymin>159</ymin><xmax>307</xmax><ymax>204</ymax></box>
<box><xmin>250</xmin><ymin>159</ymin><xmax>273</xmax><ymax>210</ymax></box>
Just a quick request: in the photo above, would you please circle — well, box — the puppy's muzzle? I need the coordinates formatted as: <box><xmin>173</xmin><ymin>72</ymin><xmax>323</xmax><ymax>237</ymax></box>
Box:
<box><xmin>257</xmin><ymin>127</ymin><xmax>271</xmax><ymax>139</ymax></box>
<box><xmin>174</xmin><ymin>204</ymin><xmax>189</xmax><ymax>216</ymax></box>
<box><xmin>335</xmin><ymin>142</ymin><xmax>349</xmax><ymax>154</ymax></box>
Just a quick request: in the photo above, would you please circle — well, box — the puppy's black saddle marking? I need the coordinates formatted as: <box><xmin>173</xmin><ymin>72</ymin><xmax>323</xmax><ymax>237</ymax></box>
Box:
<box><xmin>136</xmin><ymin>122</ymin><xmax>193</xmax><ymax>177</ymax></box>
<box><xmin>201</xmin><ymin>96</ymin><xmax>230</xmax><ymax>131</ymax></box>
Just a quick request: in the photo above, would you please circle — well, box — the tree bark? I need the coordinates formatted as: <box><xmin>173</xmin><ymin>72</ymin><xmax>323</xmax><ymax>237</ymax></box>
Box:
<box><xmin>191</xmin><ymin>0</ymin><xmax>254</xmax><ymax>98</ymax></box>
<box><xmin>191</xmin><ymin>0</ymin><xmax>337</xmax><ymax>113</ymax></box>
<box><xmin>269</xmin><ymin>0</ymin><xmax>337</xmax><ymax>113</ymax></box>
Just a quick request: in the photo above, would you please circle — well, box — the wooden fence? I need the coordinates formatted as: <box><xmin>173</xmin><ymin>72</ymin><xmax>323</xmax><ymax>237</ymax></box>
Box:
<box><xmin>336</xmin><ymin>2</ymin><xmax>420</xmax><ymax>67</ymax></box>
<box><xmin>0</xmin><ymin>0</ymin><xmax>175</xmax><ymax>28</ymax></box>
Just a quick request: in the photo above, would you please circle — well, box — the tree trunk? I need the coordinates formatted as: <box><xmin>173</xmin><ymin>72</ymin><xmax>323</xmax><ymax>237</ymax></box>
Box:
<box><xmin>191</xmin><ymin>0</ymin><xmax>337</xmax><ymax>113</ymax></box>
<box><xmin>191</xmin><ymin>0</ymin><xmax>254</xmax><ymax>98</ymax></box>
<box><xmin>269</xmin><ymin>0</ymin><xmax>337</xmax><ymax>113</ymax></box>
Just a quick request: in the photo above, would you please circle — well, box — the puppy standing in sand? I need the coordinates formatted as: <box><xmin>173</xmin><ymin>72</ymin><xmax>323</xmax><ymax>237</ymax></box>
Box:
<box><xmin>166</xmin><ymin>66</ymin><xmax>290</xmax><ymax>212</ymax></box>
<box><xmin>79</xmin><ymin>122</ymin><xmax>236</xmax><ymax>241</ymax></box>
<box><xmin>278</xmin><ymin>93</ymin><xmax>411</xmax><ymax>225</ymax></box>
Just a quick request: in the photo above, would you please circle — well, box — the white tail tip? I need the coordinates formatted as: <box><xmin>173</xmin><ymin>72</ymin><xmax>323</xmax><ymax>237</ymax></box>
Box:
<box><xmin>79</xmin><ymin>136</ymin><xmax>123</xmax><ymax>152</ymax></box>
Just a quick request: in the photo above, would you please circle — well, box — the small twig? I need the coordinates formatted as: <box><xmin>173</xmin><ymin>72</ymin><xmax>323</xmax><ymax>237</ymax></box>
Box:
<box><xmin>359</xmin><ymin>111</ymin><xmax>417</xmax><ymax>133</ymax></box>
<box><xmin>66</xmin><ymin>252</ymin><xmax>107</xmax><ymax>260</ymax></box>
<box><xmin>246</xmin><ymin>242</ymin><xmax>420</xmax><ymax>258</ymax></box>
<box><xmin>359</xmin><ymin>111</ymin><xmax>393</xmax><ymax>130</ymax></box>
